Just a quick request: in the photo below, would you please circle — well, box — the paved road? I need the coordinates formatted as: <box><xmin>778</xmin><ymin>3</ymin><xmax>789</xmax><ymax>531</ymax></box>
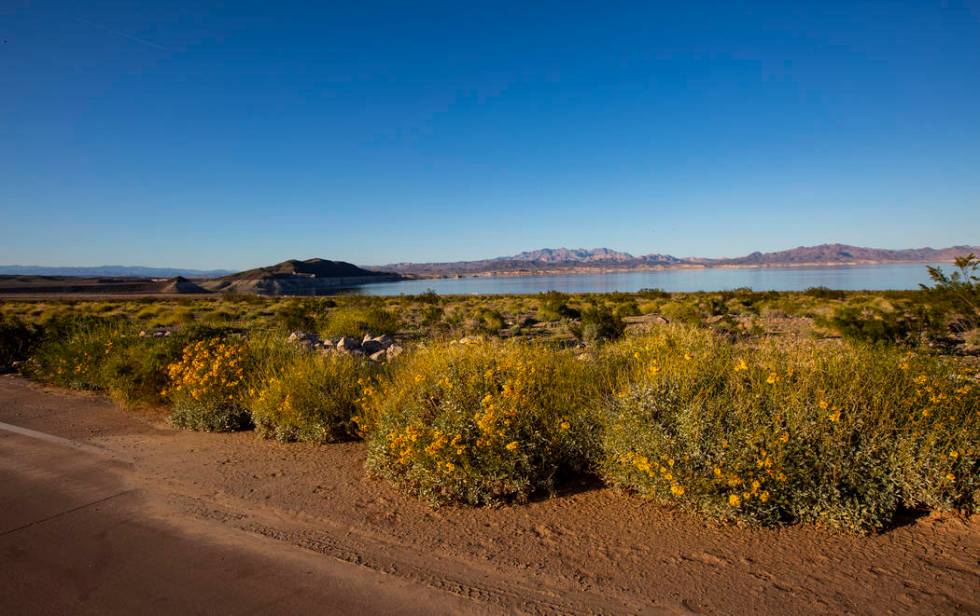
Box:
<box><xmin>0</xmin><ymin>426</ymin><xmax>479</xmax><ymax>615</ymax></box>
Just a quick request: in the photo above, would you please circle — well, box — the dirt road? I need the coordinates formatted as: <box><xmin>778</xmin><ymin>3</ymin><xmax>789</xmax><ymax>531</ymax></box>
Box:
<box><xmin>1</xmin><ymin>374</ymin><xmax>977</xmax><ymax>614</ymax></box>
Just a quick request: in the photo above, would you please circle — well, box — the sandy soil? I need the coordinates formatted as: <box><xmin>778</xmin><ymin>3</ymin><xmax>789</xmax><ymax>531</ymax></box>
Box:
<box><xmin>1</xmin><ymin>374</ymin><xmax>977</xmax><ymax>615</ymax></box>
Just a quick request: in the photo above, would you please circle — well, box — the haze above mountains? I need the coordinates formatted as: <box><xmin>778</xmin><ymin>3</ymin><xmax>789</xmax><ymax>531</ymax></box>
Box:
<box><xmin>1</xmin><ymin>244</ymin><xmax>976</xmax><ymax>279</ymax></box>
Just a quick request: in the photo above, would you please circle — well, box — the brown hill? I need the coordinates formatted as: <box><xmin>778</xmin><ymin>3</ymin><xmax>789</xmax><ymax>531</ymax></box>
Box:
<box><xmin>158</xmin><ymin>276</ymin><xmax>208</xmax><ymax>294</ymax></box>
<box><xmin>201</xmin><ymin>258</ymin><xmax>401</xmax><ymax>295</ymax></box>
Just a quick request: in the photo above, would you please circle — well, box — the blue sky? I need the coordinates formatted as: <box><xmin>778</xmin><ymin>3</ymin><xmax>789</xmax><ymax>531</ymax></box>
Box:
<box><xmin>1</xmin><ymin>1</ymin><xmax>978</xmax><ymax>269</ymax></box>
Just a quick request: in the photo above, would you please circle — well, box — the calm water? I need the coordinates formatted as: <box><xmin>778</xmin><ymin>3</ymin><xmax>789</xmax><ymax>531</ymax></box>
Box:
<box><xmin>352</xmin><ymin>263</ymin><xmax>946</xmax><ymax>296</ymax></box>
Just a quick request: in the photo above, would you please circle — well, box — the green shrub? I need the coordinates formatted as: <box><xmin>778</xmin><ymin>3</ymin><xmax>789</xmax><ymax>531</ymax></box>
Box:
<box><xmin>99</xmin><ymin>333</ymin><xmax>187</xmax><ymax>405</ymax></box>
<box><xmin>25</xmin><ymin>320</ymin><xmax>120</xmax><ymax>390</ymax></box>
<box><xmin>0</xmin><ymin>316</ymin><xmax>39</xmax><ymax>370</ymax></box>
<box><xmin>275</xmin><ymin>298</ymin><xmax>334</xmax><ymax>332</ymax></box>
<box><xmin>252</xmin><ymin>353</ymin><xmax>368</xmax><ymax>443</ymax></box>
<box><xmin>538</xmin><ymin>292</ymin><xmax>579</xmax><ymax>321</ymax></box>
<box><xmin>320</xmin><ymin>306</ymin><xmax>399</xmax><ymax>338</ymax></box>
<box><xmin>359</xmin><ymin>341</ymin><xmax>601</xmax><ymax>505</ymax></box>
<box><xmin>803</xmin><ymin>286</ymin><xmax>847</xmax><ymax>300</ymax></box>
<box><xmin>598</xmin><ymin>326</ymin><xmax>978</xmax><ymax>532</ymax></box>
<box><xmin>164</xmin><ymin>337</ymin><xmax>252</xmax><ymax>431</ymax></box>
<box><xmin>659</xmin><ymin>301</ymin><xmax>702</xmax><ymax>325</ymax></box>
<box><xmin>612</xmin><ymin>301</ymin><xmax>641</xmax><ymax>319</ymax></box>
<box><xmin>822</xmin><ymin>304</ymin><xmax>922</xmax><ymax>345</ymax></box>
<box><xmin>470</xmin><ymin>308</ymin><xmax>506</xmax><ymax>335</ymax></box>
<box><xmin>571</xmin><ymin>305</ymin><xmax>625</xmax><ymax>344</ymax></box>
<box><xmin>921</xmin><ymin>254</ymin><xmax>979</xmax><ymax>332</ymax></box>
<box><xmin>98</xmin><ymin>325</ymin><xmax>229</xmax><ymax>406</ymax></box>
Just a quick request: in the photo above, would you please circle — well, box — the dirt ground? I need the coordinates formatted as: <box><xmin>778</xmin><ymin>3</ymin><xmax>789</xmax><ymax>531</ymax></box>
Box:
<box><xmin>1</xmin><ymin>374</ymin><xmax>977</xmax><ymax>615</ymax></box>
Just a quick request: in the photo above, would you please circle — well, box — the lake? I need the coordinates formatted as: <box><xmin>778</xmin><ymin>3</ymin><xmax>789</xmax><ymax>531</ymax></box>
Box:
<box><xmin>351</xmin><ymin>263</ymin><xmax>947</xmax><ymax>296</ymax></box>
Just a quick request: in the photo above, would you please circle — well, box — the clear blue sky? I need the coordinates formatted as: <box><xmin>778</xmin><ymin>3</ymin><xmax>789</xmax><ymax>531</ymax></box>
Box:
<box><xmin>2</xmin><ymin>1</ymin><xmax>978</xmax><ymax>269</ymax></box>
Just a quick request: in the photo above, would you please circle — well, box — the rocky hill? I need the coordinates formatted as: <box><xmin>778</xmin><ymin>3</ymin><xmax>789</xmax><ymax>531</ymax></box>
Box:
<box><xmin>200</xmin><ymin>258</ymin><xmax>401</xmax><ymax>295</ymax></box>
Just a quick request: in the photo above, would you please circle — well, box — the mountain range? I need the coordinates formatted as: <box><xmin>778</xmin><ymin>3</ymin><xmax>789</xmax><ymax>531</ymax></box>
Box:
<box><xmin>0</xmin><ymin>265</ymin><xmax>234</xmax><ymax>278</ymax></box>
<box><xmin>382</xmin><ymin>244</ymin><xmax>979</xmax><ymax>277</ymax></box>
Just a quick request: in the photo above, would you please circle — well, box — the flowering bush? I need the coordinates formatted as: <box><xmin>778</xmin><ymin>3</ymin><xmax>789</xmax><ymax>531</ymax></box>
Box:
<box><xmin>251</xmin><ymin>353</ymin><xmax>369</xmax><ymax>443</ymax></box>
<box><xmin>359</xmin><ymin>341</ymin><xmax>600</xmax><ymax>505</ymax></box>
<box><xmin>164</xmin><ymin>338</ymin><xmax>252</xmax><ymax>431</ymax></box>
<box><xmin>599</xmin><ymin>326</ymin><xmax>979</xmax><ymax>532</ymax></box>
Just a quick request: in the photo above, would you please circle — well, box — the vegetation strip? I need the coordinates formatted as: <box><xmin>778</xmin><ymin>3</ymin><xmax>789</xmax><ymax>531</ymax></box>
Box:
<box><xmin>0</xmin><ymin>257</ymin><xmax>976</xmax><ymax>533</ymax></box>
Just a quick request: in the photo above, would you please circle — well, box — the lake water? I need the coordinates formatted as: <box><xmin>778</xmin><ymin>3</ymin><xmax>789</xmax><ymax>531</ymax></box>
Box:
<box><xmin>351</xmin><ymin>263</ymin><xmax>946</xmax><ymax>296</ymax></box>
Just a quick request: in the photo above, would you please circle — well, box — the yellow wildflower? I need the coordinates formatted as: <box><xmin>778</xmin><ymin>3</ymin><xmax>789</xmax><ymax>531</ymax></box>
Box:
<box><xmin>670</xmin><ymin>484</ymin><xmax>685</xmax><ymax>496</ymax></box>
<box><xmin>505</xmin><ymin>441</ymin><xmax>519</xmax><ymax>451</ymax></box>
<box><xmin>728</xmin><ymin>494</ymin><xmax>741</xmax><ymax>507</ymax></box>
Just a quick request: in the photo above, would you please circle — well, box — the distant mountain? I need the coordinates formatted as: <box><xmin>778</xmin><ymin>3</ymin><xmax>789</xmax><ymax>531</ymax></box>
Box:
<box><xmin>0</xmin><ymin>265</ymin><xmax>233</xmax><ymax>278</ymax></box>
<box><xmin>705</xmin><ymin>244</ymin><xmax>979</xmax><ymax>266</ymax></box>
<box><xmin>382</xmin><ymin>244</ymin><xmax>978</xmax><ymax>277</ymax></box>
<box><xmin>383</xmin><ymin>247</ymin><xmax>685</xmax><ymax>276</ymax></box>
<box><xmin>511</xmin><ymin>248</ymin><xmax>635</xmax><ymax>263</ymax></box>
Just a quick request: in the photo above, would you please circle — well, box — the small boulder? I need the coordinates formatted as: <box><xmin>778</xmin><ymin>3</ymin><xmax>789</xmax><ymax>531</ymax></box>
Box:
<box><xmin>373</xmin><ymin>334</ymin><xmax>394</xmax><ymax>348</ymax></box>
<box><xmin>369</xmin><ymin>349</ymin><xmax>388</xmax><ymax>362</ymax></box>
<box><xmin>361</xmin><ymin>339</ymin><xmax>383</xmax><ymax>354</ymax></box>
<box><xmin>336</xmin><ymin>336</ymin><xmax>361</xmax><ymax>352</ymax></box>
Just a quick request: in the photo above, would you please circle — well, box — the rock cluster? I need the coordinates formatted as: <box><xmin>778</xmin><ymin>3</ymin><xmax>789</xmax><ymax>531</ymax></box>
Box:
<box><xmin>287</xmin><ymin>331</ymin><xmax>402</xmax><ymax>362</ymax></box>
<box><xmin>138</xmin><ymin>327</ymin><xmax>176</xmax><ymax>338</ymax></box>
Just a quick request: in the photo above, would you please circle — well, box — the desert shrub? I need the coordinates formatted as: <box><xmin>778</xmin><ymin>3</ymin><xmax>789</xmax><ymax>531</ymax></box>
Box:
<box><xmin>25</xmin><ymin>320</ymin><xmax>121</xmax><ymax>390</ymax></box>
<box><xmin>99</xmin><ymin>333</ymin><xmax>188</xmax><ymax>405</ymax></box>
<box><xmin>420</xmin><ymin>305</ymin><xmax>443</xmax><ymax>327</ymax></box>
<box><xmin>275</xmin><ymin>298</ymin><xmax>333</xmax><ymax>332</ymax></box>
<box><xmin>469</xmin><ymin>308</ymin><xmax>505</xmax><ymax>335</ymax></box>
<box><xmin>359</xmin><ymin>341</ymin><xmax>601</xmax><ymax>505</ymax></box>
<box><xmin>637</xmin><ymin>288</ymin><xmax>671</xmax><ymax>300</ymax></box>
<box><xmin>0</xmin><ymin>316</ymin><xmax>40</xmax><ymax>370</ymax></box>
<box><xmin>659</xmin><ymin>301</ymin><xmax>702</xmax><ymax>325</ymax></box>
<box><xmin>538</xmin><ymin>292</ymin><xmax>579</xmax><ymax>321</ymax></box>
<box><xmin>821</xmin><ymin>304</ymin><xmax>922</xmax><ymax>345</ymax></box>
<box><xmin>612</xmin><ymin>301</ymin><xmax>641</xmax><ymax>319</ymax></box>
<box><xmin>414</xmin><ymin>289</ymin><xmax>441</xmax><ymax>305</ymax></box>
<box><xmin>320</xmin><ymin>306</ymin><xmax>399</xmax><ymax>339</ymax></box>
<box><xmin>164</xmin><ymin>337</ymin><xmax>252</xmax><ymax>431</ymax></box>
<box><xmin>599</xmin><ymin>326</ymin><xmax>978</xmax><ymax>532</ymax></box>
<box><xmin>920</xmin><ymin>254</ymin><xmax>979</xmax><ymax>332</ymax></box>
<box><xmin>99</xmin><ymin>325</ymin><xmax>228</xmax><ymax>406</ymax></box>
<box><xmin>251</xmin><ymin>353</ymin><xmax>368</xmax><ymax>443</ymax></box>
<box><xmin>804</xmin><ymin>286</ymin><xmax>847</xmax><ymax>300</ymax></box>
<box><xmin>571</xmin><ymin>305</ymin><xmax>625</xmax><ymax>344</ymax></box>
